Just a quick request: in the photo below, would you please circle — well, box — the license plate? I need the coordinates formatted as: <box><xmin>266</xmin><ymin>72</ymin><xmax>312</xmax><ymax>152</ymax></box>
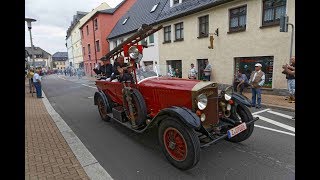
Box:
<box><xmin>227</xmin><ymin>123</ymin><xmax>247</xmax><ymax>138</ymax></box>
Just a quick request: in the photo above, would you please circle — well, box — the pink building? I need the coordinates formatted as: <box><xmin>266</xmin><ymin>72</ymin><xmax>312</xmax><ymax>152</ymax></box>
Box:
<box><xmin>79</xmin><ymin>0</ymin><xmax>137</xmax><ymax>76</ymax></box>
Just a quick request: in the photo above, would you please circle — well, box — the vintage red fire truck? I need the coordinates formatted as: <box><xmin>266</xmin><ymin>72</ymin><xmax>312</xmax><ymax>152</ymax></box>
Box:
<box><xmin>94</xmin><ymin>24</ymin><xmax>259</xmax><ymax>170</ymax></box>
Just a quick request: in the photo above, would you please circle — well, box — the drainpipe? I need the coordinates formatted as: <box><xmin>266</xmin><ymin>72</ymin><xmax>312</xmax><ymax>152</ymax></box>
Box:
<box><xmin>92</xmin><ymin>18</ymin><xmax>98</xmax><ymax>64</ymax></box>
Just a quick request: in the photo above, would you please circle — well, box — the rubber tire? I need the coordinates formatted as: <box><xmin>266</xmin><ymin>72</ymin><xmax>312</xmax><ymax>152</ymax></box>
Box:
<box><xmin>226</xmin><ymin>105</ymin><xmax>254</xmax><ymax>143</ymax></box>
<box><xmin>158</xmin><ymin>118</ymin><xmax>200</xmax><ymax>170</ymax></box>
<box><xmin>97</xmin><ymin>95</ymin><xmax>111</xmax><ymax>122</ymax></box>
<box><xmin>123</xmin><ymin>89</ymin><xmax>147</xmax><ymax>126</ymax></box>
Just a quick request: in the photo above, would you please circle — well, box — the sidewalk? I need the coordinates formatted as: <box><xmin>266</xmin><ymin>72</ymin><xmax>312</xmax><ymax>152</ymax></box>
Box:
<box><xmin>242</xmin><ymin>92</ymin><xmax>295</xmax><ymax>111</ymax></box>
<box><xmin>25</xmin><ymin>80</ymin><xmax>89</xmax><ymax>179</ymax></box>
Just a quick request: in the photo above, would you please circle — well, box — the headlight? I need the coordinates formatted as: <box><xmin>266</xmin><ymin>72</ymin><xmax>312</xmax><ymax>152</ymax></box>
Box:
<box><xmin>200</xmin><ymin>113</ymin><xmax>206</xmax><ymax>122</ymax></box>
<box><xmin>224</xmin><ymin>86</ymin><xmax>233</xmax><ymax>101</ymax></box>
<box><xmin>128</xmin><ymin>46</ymin><xmax>139</xmax><ymax>59</ymax></box>
<box><xmin>197</xmin><ymin>93</ymin><xmax>208</xmax><ymax>110</ymax></box>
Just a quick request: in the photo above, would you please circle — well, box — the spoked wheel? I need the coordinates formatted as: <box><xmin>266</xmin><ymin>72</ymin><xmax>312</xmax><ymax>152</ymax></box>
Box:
<box><xmin>97</xmin><ymin>95</ymin><xmax>110</xmax><ymax>121</ymax></box>
<box><xmin>159</xmin><ymin>118</ymin><xmax>200</xmax><ymax>170</ymax></box>
<box><xmin>123</xmin><ymin>89</ymin><xmax>147</xmax><ymax>126</ymax></box>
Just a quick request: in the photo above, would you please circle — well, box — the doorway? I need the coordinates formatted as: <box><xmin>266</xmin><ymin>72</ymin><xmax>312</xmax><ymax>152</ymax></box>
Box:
<box><xmin>197</xmin><ymin>59</ymin><xmax>207</xmax><ymax>80</ymax></box>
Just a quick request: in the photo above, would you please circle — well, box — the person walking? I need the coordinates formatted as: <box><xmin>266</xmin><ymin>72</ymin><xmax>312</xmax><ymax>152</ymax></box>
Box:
<box><xmin>33</xmin><ymin>68</ymin><xmax>43</xmax><ymax>98</ymax></box>
<box><xmin>249</xmin><ymin>63</ymin><xmax>265</xmax><ymax>109</ymax></box>
<box><xmin>188</xmin><ymin>63</ymin><xmax>198</xmax><ymax>79</ymax></box>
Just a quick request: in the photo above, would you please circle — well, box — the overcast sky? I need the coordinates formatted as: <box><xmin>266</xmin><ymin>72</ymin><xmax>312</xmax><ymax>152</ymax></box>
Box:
<box><xmin>25</xmin><ymin>0</ymin><xmax>123</xmax><ymax>55</ymax></box>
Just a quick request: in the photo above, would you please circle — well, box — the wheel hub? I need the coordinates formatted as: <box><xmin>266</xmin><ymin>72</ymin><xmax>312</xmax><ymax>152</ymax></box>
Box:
<box><xmin>168</xmin><ymin>141</ymin><xmax>176</xmax><ymax>150</ymax></box>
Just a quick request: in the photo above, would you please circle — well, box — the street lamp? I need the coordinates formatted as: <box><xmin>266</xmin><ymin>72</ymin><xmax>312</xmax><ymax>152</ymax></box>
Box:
<box><xmin>25</xmin><ymin>18</ymin><xmax>37</xmax><ymax>67</ymax></box>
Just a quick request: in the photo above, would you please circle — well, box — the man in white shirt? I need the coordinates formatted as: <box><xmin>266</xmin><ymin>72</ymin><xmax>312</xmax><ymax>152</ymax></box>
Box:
<box><xmin>188</xmin><ymin>63</ymin><xmax>198</xmax><ymax>79</ymax></box>
<box><xmin>33</xmin><ymin>68</ymin><xmax>43</xmax><ymax>98</ymax></box>
<box><xmin>249</xmin><ymin>63</ymin><xmax>265</xmax><ymax>108</ymax></box>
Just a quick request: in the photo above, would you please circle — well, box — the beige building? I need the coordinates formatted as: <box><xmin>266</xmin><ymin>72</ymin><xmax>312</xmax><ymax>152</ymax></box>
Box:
<box><xmin>157</xmin><ymin>0</ymin><xmax>294</xmax><ymax>91</ymax></box>
<box><xmin>68</xmin><ymin>3</ymin><xmax>111</xmax><ymax>69</ymax></box>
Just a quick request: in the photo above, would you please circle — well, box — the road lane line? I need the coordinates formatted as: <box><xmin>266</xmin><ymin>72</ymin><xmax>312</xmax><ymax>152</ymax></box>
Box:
<box><xmin>82</xmin><ymin>84</ymin><xmax>97</xmax><ymax>89</ymax></box>
<box><xmin>41</xmin><ymin>90</ymin><xmax>113</xmax><ymax>180</ymax></box>
<box><xmin>58</xmin><ymin>76</ymin><xmax>66</xmax><ymax>80</ymax></box>
<box><xmin>267</xmin><ymin>110</ymin><xmax>294</xmax><ymax>120</ymax></box>
<box><xmin>256</xmin><ymin>115</ymin><xmax>295</xmax><ymax>132</ymax></box>
<box><xmin>254</xmin><ymin>125</ymin><xmax>295</xmax><ymax>137</ymax></box>
<box><xmin>252</xmin><ymin>108</ymin><xmax>270</xmax><ymax>115</ymax></box>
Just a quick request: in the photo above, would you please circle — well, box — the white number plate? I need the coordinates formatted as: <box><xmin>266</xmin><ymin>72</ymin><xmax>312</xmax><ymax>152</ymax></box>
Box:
<box><xmin>227</xmin><ymin>123</ymin><xmax>247</xmax><ymax>138</ymax></box>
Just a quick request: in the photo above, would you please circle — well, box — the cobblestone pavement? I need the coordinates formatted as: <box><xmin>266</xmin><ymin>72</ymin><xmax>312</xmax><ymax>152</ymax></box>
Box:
<box><xmin>25</xmin><ymin>80</ymin><xmax>89</xmax><ymax>180</ymax></box>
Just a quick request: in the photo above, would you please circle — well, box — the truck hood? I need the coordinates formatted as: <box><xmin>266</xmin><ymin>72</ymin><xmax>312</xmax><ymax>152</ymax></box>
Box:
<box><xmin>138</xmin><ymin>77</ymin><xmax>215</xmax><ymax>91</ymax></box>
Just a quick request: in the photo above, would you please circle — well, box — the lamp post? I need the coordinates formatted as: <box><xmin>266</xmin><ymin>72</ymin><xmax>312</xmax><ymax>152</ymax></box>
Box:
<box><xmin>25</xmin><ymin>18</ymin><xmax>37</xmax><ymax>67</ymax></box>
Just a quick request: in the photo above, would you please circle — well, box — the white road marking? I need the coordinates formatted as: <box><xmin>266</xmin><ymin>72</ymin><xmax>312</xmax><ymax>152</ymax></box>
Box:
<box><xmin>256</xmin><ymin>115</ymin><xmax>295</xmax><ymax>132</ymax></box>
<box><xmin>58</xmin><ymin>76</ymin><xmax>66</xmax><ymax>80</ymax></box>
<box><xmin>252</xmin><ymin>108</ymin><xmax>270</xmax><ymax>115</ymax></box>
<box><xmin>254</xmin><ymin>125</ymin><xmax>295</xmax><ymax>137</ymax></box>
<box><xmin>267</xmin><ymin>110</ymin><xmax>294</xmax><ymax>120</ymax></box>
<box><xmin>82</xmin><ymin>84</ymin><xmax>97</xmax><ymax>89</ymax></box>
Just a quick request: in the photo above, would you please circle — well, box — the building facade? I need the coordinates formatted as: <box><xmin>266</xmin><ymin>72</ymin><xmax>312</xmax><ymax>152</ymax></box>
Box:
<box><xmin>156</xmin><ymin>0</ymin><xmax>294</xmax><ymax>91</ymax></box>
<box><xmin>52</xmin><ymin>52</ymin><xmax>68</xmax><ymax>70</ymax></box>
<box><xmin>79</xmin><ymin>0</ymin><xmax>137</xmax><ymax>76</ymax></box>
<box><xmin>108</xmin><ymin>0</ymin><xmax>166</xmax><ymax>67</ymax></box>
<box><xmin>25</xmin><ymin>46</ymin><xmax>52</xmax><ymax>69</ymax></box>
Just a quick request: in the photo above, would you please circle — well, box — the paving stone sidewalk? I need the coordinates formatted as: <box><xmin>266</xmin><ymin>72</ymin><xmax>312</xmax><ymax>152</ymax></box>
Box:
<box><xmin>25</xmin><ymin>80</ymin><xmax>89</xmax><ymax>180</ymax></box>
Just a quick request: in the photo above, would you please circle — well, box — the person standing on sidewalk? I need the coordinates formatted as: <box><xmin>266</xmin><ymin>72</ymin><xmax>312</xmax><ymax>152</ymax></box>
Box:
<box><xmin>249</xmin><ymin>63</ymin><xmax>265</xmax><ymax>109</ymax></box>
<box><xmin>27</xmin><ymin>68</ymin><xmax>35</xmax><ymax>93</ymax></box>
<box><xmin>188</xmin><ymin>63</ymin><xmax>198</xmax><ymax>79</ymax></box>
<box><xmin>203</xmin><ymin>60</ymin><xmax>212</xmax><ymax>81</ymax></box>
<box><xmin>33</xmin><ymin>68</ymin><xmax>43</xmax><ymax>98</ymax></box>
<box><xmin>282</xmin><ymin>56</ymin><xmax>295</xmax><ymax>103</ymax></box>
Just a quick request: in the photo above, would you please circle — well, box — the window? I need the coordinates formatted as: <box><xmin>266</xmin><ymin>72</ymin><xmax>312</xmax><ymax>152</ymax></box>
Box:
<box><xmin>175</xmin><ymin>22</ymin><xmax>184</xmax><ymax>41</ymax></box>
<box><xmin>166</xmin><ymin>60</ymin><xmax>182</xmax><ymax>78</ymax></box>
<box><xmin>173</xmin><ymin>0</ymin><xmax>179</xmax><ymax>5</ymax></box>
<box><xmin>83</xmin><ymin>47</ymin><xmax>85</xmax><ymax>55</ymax></box>
<box><xmin>122</xmin><ymin>17</ymin><xmax>129</xmax><ymax>25</ymax></box>
<box><xmin>235</xmin><ymin>56</ymin><xmax>274</xmax><ymax>88</ymax></box>
<box><xmin>149</xmin><ymin>34</ymin><xmax>154</xmax><ymax>44</ymax></box>
<box><xmin>150</xmin><ymin>3</ymin><xmax>159</xmax><ymax>12</ymax></box>
<box><xmin>119</xmin><ymin>38</ymin><xmax>124</xmax><ymax>44</ymax></box>
<box><xmin>86</xmin><ymin>25</ymin><xmax>89</xmax><ymax>35</ymax></box>
<box><xmin>88</xmin><ymin>44</ymin><xmax>91</xmax><ymax>54</ymax></box>
<box><xmin>163</xmin><ymin>25</ymin><xmax>171</xmax><ymax>43</ymax></box>
<box><xmin>96</xmin><ymin>40</ymin><xmax>100</xmax><ymax>52</ymax></box>
<box><xmin>262</xmin><ymin>0</ymin><xmax>286</xmax><ymax>26</ymax></box>
<box><xmin>94</xmin><ymin>19</ymin><xmax>98</xmax><ymax>30</ymax></box>
<box><xmin>114</xmin><ymin>41</ymin><xmax>118</xmax><ymax>48</ymax></box>
<box><xmin>198</xmin><ymin>15</ymin><xmax>209</xmax><ymax>37</ymax></box>
<box><xmin>229</xmin><ymin>5</ymin><xmax>247</xmax><ymax>32</ymax></box>
<box><xmin>81</xmin><ymin>30</ymin><xmax>84</xmax><ymax>38</ymax></box>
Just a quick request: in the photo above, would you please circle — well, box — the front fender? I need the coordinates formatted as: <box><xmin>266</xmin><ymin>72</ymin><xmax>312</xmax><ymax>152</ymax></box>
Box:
<box><xmin>232</xmin><ymin>92</ymin><xmax>251</xmax><ymax>107</ymax></box>
<box><xmin>151</xmin><ymin>106</ymin><xmax>201</xmax><ymax>130</ymax></box>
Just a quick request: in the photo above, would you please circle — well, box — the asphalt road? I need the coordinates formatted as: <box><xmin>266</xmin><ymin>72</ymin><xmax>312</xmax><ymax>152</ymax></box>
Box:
<box><xmin>42</xmin><ymin>74</ymin><xmax>295</xmax><ymax>180</ymax></box>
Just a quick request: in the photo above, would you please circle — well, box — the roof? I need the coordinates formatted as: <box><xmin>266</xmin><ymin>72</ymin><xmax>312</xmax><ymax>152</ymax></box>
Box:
<box><xmin>67</xmin><ymin>11</ymin><xmax>88</xmax><ymax>37</ymax></box>
<box><xmin>108</xmin><ymin>0</ymin><xmax>167</xmax><ymax>40</ymax></box>
<box><xmin>98</xmin><ymin>0</ymin><xmax>127</xmax><ymax>14</ymax></box>
<box><xmin>156</xmin><ymin>0</ymin><xmax>235</xmax><ymax>23</ymax></box>
<box><xmin>25</xmin><ymin>47</ymin><xmax>51</xmax><ymax>58</ymax></box>
<box><xmin>79</xmin><ymin>0</ymin><xmax>126</xmax><ymax>29</ymax></box>
<box><xmin>52</xmin><ymin>52</ymin><xmax>68</xmax><ymax>61</ymax></box>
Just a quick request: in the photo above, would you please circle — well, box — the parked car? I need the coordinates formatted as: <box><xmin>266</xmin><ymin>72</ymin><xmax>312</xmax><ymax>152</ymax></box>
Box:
<box><xmin>94</xmin><ymin>25</ymin><xmax>259</xmax><ymax>170</ymax></box>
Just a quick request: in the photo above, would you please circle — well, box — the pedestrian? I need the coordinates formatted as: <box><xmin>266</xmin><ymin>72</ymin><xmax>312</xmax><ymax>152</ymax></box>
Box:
<box><xmin>33</xmin><ymin>68</ymin><xmax>44</xmax><ymax>98</ymax></box>
<box><xmin>174</xmin><ymin>68</ymin><xmax>182</xmax><ymax>78</ymax></box>
<box><xmin>249</xmin><ymin>63</ymin><xmax>265</xmax><ymax>109</ymax></box>
<box><xmin>282</xmin><ymin>56</ymin><xmax>295</xmax><ymax>103</ymax></box>
<box><xmin>188</xmin><ymin>63</ymin><xmax>198</xmax><ymax>79</ymax></box>
<box><xmin>203</xmin><ymin>60</ymin><xmax>212</xmax><ymax>81</ymax></box>
<box><xmin>233</xmin><ymin>70</ymin><xmax>249</xmax><ymax>94</ymax></box>
<box><xmin>27</xmin><ymin>68</ymin><xmax>35</xmax><ymax>93</ymax></box>
<box><xmin>77</xmin><ymin>69</ymin><xmax>82</xmax><ymax>79</ymax></box>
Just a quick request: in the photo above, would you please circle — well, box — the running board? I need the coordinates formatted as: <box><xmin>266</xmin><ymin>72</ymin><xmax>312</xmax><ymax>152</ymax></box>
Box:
<box><xmin>107</xmin><ymin>113</ymin><xmax>150</xmax><ymax>133</ymax></box>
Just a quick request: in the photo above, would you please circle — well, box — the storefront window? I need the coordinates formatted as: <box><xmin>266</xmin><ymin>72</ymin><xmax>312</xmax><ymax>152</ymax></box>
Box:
<box><xmin>235</xmin><ymin>56</ymin><xmax>274</xmax><ymax>88</ymax></box>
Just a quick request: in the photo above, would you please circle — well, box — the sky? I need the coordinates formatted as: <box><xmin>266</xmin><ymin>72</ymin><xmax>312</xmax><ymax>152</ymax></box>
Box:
<box><xmin>25</xmin><ymin>0</ymin><xmax>123</xmax><ymax>55</ymax></box>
